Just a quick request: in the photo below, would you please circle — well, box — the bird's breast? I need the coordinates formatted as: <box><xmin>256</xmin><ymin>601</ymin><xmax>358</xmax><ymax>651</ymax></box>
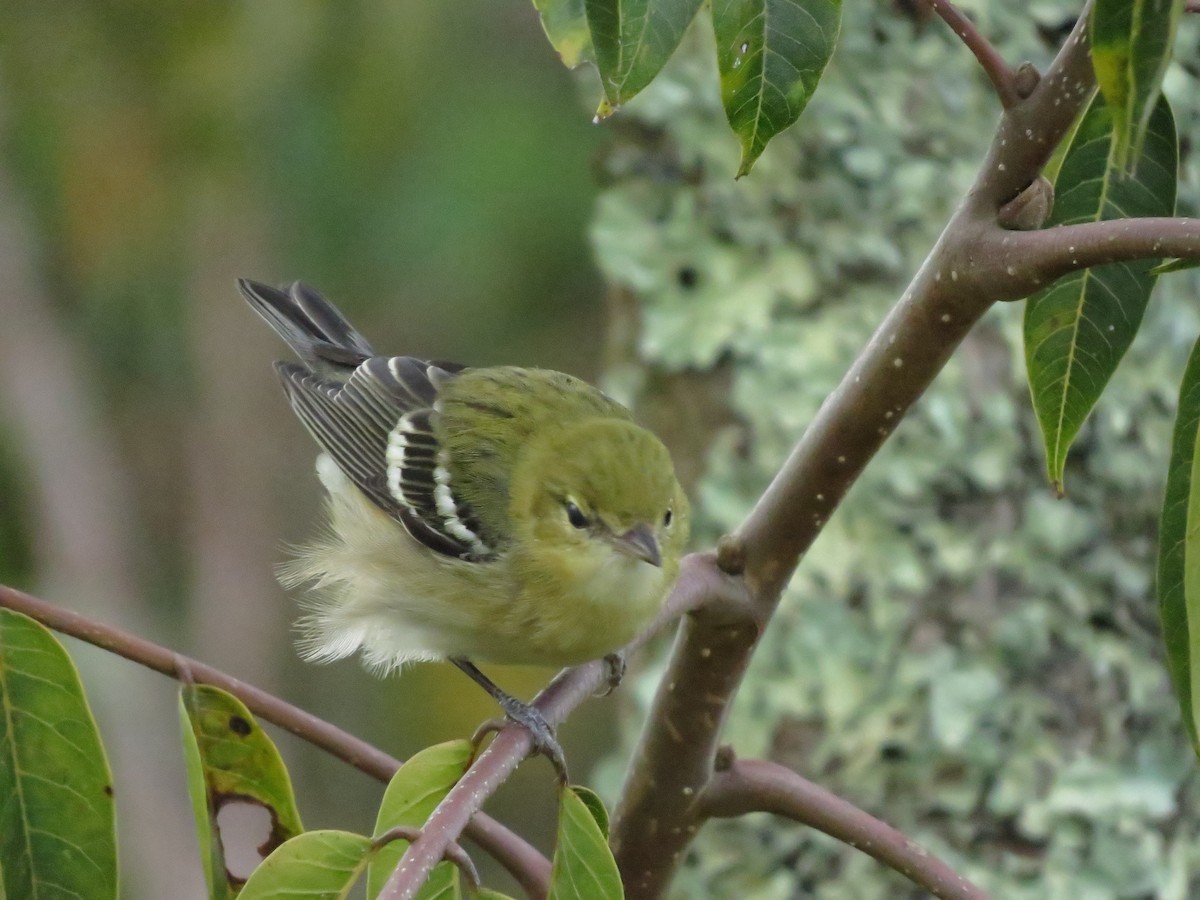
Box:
<box><xmin>498</xmin><ymin>547</ymin><xmax>669</xmax><ymax>667</ymax></box>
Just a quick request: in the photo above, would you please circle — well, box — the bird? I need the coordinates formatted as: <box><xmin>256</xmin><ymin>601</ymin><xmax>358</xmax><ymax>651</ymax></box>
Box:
<box><xmin>239</xmin><ymin>279</ymin><xmax>688</xmax><ymax>775</ymax></box>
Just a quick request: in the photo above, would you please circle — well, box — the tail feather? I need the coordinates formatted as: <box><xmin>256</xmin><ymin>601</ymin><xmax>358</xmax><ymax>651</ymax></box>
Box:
<box><xmin>238</xmin><ymin>278</ymin><xmax>376</xmax><ymax>374</ymax></box>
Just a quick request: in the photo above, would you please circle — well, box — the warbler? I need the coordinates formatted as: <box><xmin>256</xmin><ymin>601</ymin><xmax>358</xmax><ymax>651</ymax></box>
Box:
<box><xmin>240</xmin><ymin>280</ymin><xmax>688</xmax><ymax>771</ymax></box>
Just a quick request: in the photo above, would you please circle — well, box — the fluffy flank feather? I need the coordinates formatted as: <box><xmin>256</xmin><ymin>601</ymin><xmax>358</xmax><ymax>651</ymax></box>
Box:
<box><xmin>281</xmin><ymin>455</ymin><xmax>453</xmax><ymax>672</ymax></box>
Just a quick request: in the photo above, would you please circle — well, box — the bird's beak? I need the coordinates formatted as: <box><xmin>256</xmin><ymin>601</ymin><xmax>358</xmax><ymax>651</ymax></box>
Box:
<box><xmin>614</xmin><ymin>523</ymin><xmax>662</xmax><ymax>567</ymax></box>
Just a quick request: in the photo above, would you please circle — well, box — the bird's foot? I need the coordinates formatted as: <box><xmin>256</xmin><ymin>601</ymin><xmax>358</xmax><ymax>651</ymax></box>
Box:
<box><xmin>595</xmin><ymin>651</ymin><xmax>626</xmax><ymax>697</ymax></box>
<box><xmin>471</xmin><ymin>697</ymin><xmax>568</xmax><ymax>783</ymax></box>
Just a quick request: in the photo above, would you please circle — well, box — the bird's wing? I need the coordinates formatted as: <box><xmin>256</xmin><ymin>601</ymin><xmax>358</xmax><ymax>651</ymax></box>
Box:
<box><xmin>277</xmin><ymin>355</ymin><xmax>496</xmax><ymax>562</ymax></box>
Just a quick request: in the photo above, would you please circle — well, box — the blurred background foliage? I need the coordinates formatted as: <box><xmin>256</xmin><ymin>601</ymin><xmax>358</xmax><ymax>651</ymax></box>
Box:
<box><xmin>2</xmin><ymin>1</ymin><xmax>1200</xmax><ymax>899</ymax></box>
<box><xmin>0</xmin><ymin>3</ymin><xmax>604</xmax><ymax>896</ymax></box>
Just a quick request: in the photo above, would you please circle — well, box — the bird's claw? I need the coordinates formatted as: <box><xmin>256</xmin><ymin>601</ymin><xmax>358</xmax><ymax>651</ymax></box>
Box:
<box><xmin>471</xmin><ymin>698</ymin><xmax>569</xmax><ymax>783</ymax></box>
<box><xmin>596</xmin><ymin>651</ymin><xmax>626</xmax><ymax>697</ymax></box>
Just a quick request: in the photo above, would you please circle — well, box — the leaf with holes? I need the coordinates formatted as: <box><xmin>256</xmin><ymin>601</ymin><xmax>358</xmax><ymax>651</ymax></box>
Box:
<box><xmin>586</xmin><ymin>0</ymin><xmax>705</xmax><ymax>118</ymax></box>
<box><xmin>1158</xmin><ymin>334</ymin><xmax>1200</xmax><ymax>756</ymax></box>
<box><xmin>547</xmin><ymin>786</ymin><xmax>622</xmax><ymax>900</ymax></box>
<box><xmin>179</xmin><ymin>684</ymin><xmax>304</xmax><ymax>896</ymax></box>
<box><xmin>535</xmin><ymin>0</ymin><xmax>594</xmax><ymax>68</ymax></box>
<box><xmin>1090</xmin><ymin>0</ymin><xmax>1184</xmax><ymax>171</ymax></box>
<box><xmin>0</xmin><ymin>609</ymin><xmax>118</xmax><ymax>900</ymax></box>
<box><xmin>1023</xmin><ymin>93</ymin><xmax>1177</xmax><ymax>492</ymax></box>
<box><xmin>367</xmin><ymin>739</ymin><xmax>473</xmax><ymax>899</ymax></box>
<box><xmin>180</xmin><ymin>696</ymin><xmax>231</xmax><ymax>900</ymax></box>
<box><xmin>712</xmin><ymin>0</ymin><xmax>841</xmax><ymax>176</ymax></box>
<box><xmin>239</xmin><ymin>830</ymin><xmax>374</xmax><ymax>898</ymax></box>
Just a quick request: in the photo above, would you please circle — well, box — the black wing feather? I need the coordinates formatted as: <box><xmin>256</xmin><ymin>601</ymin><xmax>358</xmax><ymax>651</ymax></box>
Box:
<box><xmin>278</xmin><ymin>360</ymin><xmax>487</xmax><ymax>560</ymax></box>
<box><xmin>246</xmin><ymin>278</ymin><xmax>487</xmax><ymax>560</ymax></box>
<box><xmin>275</xmin><ymin>353</ymin><xmax>489</xmax><ymax>562</ymax></box>
<box><xmin>240</xmin><ymin>279</ymin><xmax>375</xmax><ymax>372</ymax></box>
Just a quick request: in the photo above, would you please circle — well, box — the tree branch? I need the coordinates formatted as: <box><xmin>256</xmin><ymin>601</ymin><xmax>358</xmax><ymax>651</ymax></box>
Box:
<box><xmin>609</xmin><ymin>563</ymin><xmax>768</xmax><ymax>896</ymax></box>
<box><xmin>0</xmin><ymin>583</ymin><xmax>550</xmax><ymax>899</ymax></box>
<box><xmin>373</xmin><ymin>826</ymin><xmax>481</xmax><ymax>891</ymax></box>
<box><xmin>989</xmin><ymin>216</ymin><xmax>1200</xmax><ymax>295</ymax></box>
<box><xmin>968</xmin><ymin>2</ymin><xmax>1097</xmax><ymax>213</ymax></box>
<box><xmin>925</xmin><ymin>0</ymin><xmax>1019</xmax><ymax>107</ymax></box>
<box><xmin>609</xmin><ymin>7</ymin><xmax>1099</xmax><ymax>898</ymax></box>
<box><xmin>702</xmin><ymin>757</ymin><xmax>990</xmax><ymax>900</ymax></box>
<box><xmin>376</xmin><ymin>553</ymin><xmax>747</xmax><ymax>900</ymax></box>
<box><xmin>732</xmin><ymin>9</ymin><xmax>1098</xmax><ymax>602</ymax></box>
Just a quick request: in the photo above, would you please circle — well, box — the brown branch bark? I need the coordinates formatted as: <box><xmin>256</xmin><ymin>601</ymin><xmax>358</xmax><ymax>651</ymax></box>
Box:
<box><xmin>609</xmin><ymin>5</ymin><xmax>1101</xmax><ymax>898</ymax></box>
<box><xmin>0</xmin><ymin>583</ymin><xmax>551</xmax><ymax>899</ymax></box>
<box><xmin>990</xmin><ymin>217</ymin><xmax>1200</xmax><ymax>294</ymax></box>
<box><xmin>925</xmin><ymin>0</ymin><xmax>1019</xmax><ymax>107</ymax></box>
<box><xmin>732</xmin><ymin>3</ymin><xmax>1098</xmax><ymax>602</ymax></box>
<box><xmin>702</xmin><ymin>757</ymin><xmax>989</xmax><ymax>900</ymax></box>
<box><xmin>373</xmin><ymin>826</ymin><xmax>481</xmax><ymax>890</ymax></box>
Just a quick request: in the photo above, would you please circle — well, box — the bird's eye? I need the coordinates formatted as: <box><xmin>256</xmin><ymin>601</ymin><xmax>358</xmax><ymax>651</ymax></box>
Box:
<box><xmin>565</xmin><ymin>502</ymin><xmax>589</xmax><ymax>529</ymax></box>
<box><xmin>663</xmin><ymin>508</ymin><xmax>674</xmax><ymax>528</ymax></box>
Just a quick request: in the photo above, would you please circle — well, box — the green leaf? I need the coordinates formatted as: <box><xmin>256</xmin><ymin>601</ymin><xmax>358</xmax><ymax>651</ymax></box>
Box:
<box><xmin>0</xmin><ymin>609</ymin><xmax>118</xmax><ymax>900</ymax></box>
<box><xmin>1159</xmin><ymin>335</ymin><xmax>1200</xmax><ymax>756</ymax></box>
<box><xmin>535</xmin><ymin>0</ymin><xmax>594</xmax><ymax>68</ymax></box>
<box><xmin>586</xmin><ymin>0</ymin><xmax>705</xmax><ymax>116</ymax></box>
<box><xmin>568</xmin><ymin>785</ymin><xmax>610</xmax><ymax>837</ymax></box>
<box><xmin>547</xmin><ymin>786</ymin><xmax>623</xmax><ymax>900</ymax></box>
<box><xmin>179</xmin><ymin>684</ymin><xmax>304</xmax><ymax>896</ymax></box>
<box><xmin>1041</xmin><ymin>102</ymin><xmax>1089</xmax><ymax>187</ymax></box>
<box><xmin>1023</xmin><ymin>93</ymin><xmax>1177</xmax><ymax>492</ymax></box>
<box><xmin>367</xmin><ymin>739</ymin><xmax>473</xmax><ymax>899</ymax></box>
<box><xmin>1150</xmin><ymin>256</ymin><xmax>1200</xmax><ymax>276</ymax></box>
<box><xmin>1090</xmin><ymin>0</ymin><xmax>1185</xmax><ymax>172</ymax></box>
<box><xmin>712</xmin><ymin>0</ymin><xmax>842</xmax><ymax>176</ymax></box>
<box><xmin>239</xmin><ymin>830</ymin><xmax>373</xmax><ymax>899</ymax></box>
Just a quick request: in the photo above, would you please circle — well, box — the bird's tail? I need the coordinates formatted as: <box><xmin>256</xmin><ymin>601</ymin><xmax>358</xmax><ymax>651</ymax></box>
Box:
<box><xmin>238</xmin><ymin>279</ymin><xmax>376</xmax><ymax>374</ymax></box>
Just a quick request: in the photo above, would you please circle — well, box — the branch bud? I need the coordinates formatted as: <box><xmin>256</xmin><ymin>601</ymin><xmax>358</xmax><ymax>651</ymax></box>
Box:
<box><xmin>998</xmin><ymin>176</ymin><xmax>1054</xmax><ymax>231</ymax></box>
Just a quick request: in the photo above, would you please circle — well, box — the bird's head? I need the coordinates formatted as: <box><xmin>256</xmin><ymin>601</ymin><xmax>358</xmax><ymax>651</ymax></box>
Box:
<box><xmin>510</xmin><ymin>418</ymin><xmax>688</xmax><ymax>579</ymax></box>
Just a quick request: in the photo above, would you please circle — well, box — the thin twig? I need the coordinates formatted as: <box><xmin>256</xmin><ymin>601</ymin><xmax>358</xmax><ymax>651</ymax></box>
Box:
<box><xmin>702</xmin><ymin>758</ymin><xmax>990</xmax><ymax>900</ymax></box>
<box><xmin>0</xmin><ymin>583</ymin><xmax>551</xmax><ymax>899</ymax></box>
<box><xmin>925</xmin><ymin>0</ymin><xmax>1019</xmax><ymax>107</ymax></box>
<box><xmin>990</xmin><ymin>217</ymin><xmax>1200</xmax><ymax>296</ymax></box>
<box><xmin>373</xmin><ymin>826</ymin><xmax>480</xmax><ymax>890</ymax></box>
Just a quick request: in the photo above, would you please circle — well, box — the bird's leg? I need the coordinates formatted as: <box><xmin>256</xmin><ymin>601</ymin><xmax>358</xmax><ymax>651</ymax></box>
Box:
<box><xmin>451</xmin><ymin>658</ymin><xmax>568</xmax><ymax>782</ymax></box>
<box><xmin>596</xmin><ymin>651</ymin><xmax>626</xmax><ymax>697</ymax></box>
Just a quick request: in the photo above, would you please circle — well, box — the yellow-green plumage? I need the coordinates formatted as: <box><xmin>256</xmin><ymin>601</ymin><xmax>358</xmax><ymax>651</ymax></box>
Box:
<box><xmin>242</xmin><ymin>280</ymin><xmax>688</xmax><ymax>675</ymax></box>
